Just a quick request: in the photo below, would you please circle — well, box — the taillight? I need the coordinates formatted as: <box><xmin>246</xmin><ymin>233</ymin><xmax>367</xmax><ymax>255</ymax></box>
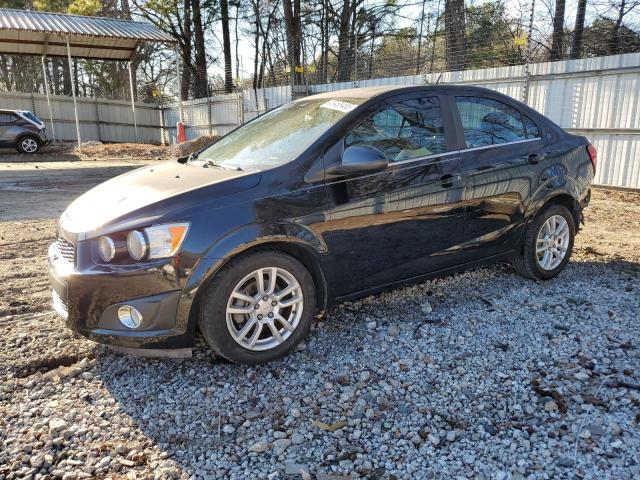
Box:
<box><xmin>586</xmin><ymin>144</ymin><xmax>597</xmax><ymax>172</ymax></box>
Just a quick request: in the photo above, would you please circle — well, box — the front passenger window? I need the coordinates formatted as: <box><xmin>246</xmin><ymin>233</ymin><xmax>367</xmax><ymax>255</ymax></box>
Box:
<box><xmin>345</xmin><ymin>96</ymin><xmax>447</xmax><ymax>162</ymax></box>
<box><xmin>455</xmin><ymin>96</ymin><xmax>527</xmax><ymax>148</ymax></box>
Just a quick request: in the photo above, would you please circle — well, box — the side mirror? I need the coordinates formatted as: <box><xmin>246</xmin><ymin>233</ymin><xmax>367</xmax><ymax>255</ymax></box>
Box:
<box><xmin>326</xmin><ymin>145</ymin><xmax>388</xmax><ymax>177</ymax></box>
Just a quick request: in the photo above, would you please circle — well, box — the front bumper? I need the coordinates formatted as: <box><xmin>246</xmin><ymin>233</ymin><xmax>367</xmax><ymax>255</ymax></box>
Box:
<box><xmin>48</xmin><ymin>240</ymin><xmax>195</xmax><ymax>349</ymax></box>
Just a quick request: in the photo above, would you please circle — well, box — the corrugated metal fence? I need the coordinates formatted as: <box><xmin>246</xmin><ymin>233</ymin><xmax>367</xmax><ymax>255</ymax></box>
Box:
<box><xmin>0</xmin><ymin>53</ymin><xmax>637</xmax><ymax>189</ymax></box>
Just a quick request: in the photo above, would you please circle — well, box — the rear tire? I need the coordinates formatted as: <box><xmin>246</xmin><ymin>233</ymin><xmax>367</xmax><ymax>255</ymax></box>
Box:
<box><xmin>17</xmin><ymin>135</ymin><xmax>41</xmax><ymax>154</ymax></box>
<box><xmin>199</xmin><ymin>250</ymin><xmax>316</xmax><ymax>364</ymax></box>
<box><xmin>512</xmin><ymin>204</ymin><xmax>575</xmax><ymax>280</ymax></box>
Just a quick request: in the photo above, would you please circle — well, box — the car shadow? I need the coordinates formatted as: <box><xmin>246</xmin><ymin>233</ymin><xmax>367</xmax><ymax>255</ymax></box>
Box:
<box><xmin>93</xmin><ymin>257</ymin><xmax>639</xmax><ymax>477</ymax></box>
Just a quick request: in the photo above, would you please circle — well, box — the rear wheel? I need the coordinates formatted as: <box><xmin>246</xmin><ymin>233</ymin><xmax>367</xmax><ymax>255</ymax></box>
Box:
<box><xmin>17</xmin><ymin>135</ymin><xmax>40</xmax><ymax>154</ymax></box>
<box><xmin>512</xmin><ymin>204</ymin><xmax>575</xmax><ymax>280</ymax></box>
<box><xmin>199</xmin><ymin>251</ymin><xmax>316</xmax><ymax>364</ymax></box>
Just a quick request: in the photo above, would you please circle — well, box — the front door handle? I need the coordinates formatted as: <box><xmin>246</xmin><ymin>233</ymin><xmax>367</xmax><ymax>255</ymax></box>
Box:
<box><xmin>526</xmin><ymin>153</ymin><xmax>540</xmax><ymax>165</ymax></box>
<box><xmin>440</xmin><ymin>174</ymin><xmax>459</xmax><ymax>188</ymax></box>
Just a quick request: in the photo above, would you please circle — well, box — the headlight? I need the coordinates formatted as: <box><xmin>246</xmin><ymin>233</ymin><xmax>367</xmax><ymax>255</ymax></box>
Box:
<box><xmin>127</xmin><ymin>230</ymin><xmax>148</xmax><ymax>261</ymax></box>
<box><xmin>98</xmin><ymin>236</ymin><xmax>116</xmax><ymax>262</ymax></box>
<box><xmin>127</xmin><ymin>223</ymin><xmax>189</xmax><ymax>260</ymax></box>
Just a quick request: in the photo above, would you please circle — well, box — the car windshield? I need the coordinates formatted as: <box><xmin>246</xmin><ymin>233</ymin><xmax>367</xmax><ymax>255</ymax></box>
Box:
<box><xmin>192</xmin><ymin>98</ymin><xmax>364</xmax><ymax>170</ymax></box>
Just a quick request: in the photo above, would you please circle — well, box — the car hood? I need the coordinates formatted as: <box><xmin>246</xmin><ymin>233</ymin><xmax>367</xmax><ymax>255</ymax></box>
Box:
<box><xmin>61</xmin><ymin>160</ymin><xmax>259</xmax><ymax>234</ymax></box>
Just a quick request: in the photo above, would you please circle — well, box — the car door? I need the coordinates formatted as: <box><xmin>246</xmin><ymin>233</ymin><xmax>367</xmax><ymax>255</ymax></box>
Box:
<box><xmin>0</xmin><ymin>112</ymin><xmax>18</xmax><ymax>147</ymax></box>
<box><xmin>322</xmin><ymin>92</ymin><xmax>466</xmax><ymax>296</ymax></box>
<box><xmin>451</xmin><ymin>94</ymin><xmax>547</xmax><ymax>260</ymax></box>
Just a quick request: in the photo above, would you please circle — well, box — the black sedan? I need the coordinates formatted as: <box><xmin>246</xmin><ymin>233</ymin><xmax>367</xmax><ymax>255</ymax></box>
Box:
<box><xmin>49</xmin><ymin>85</ymin><xmax>595</xmax><ymax>364</ymax></box>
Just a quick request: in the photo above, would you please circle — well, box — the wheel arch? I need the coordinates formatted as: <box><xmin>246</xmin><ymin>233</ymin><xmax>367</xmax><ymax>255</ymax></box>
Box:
<box><xmin>530</xmin><ymin>191</ymin><xmax>582</xmax><ymax>228</ymax></box>
<box><xmin>180</xmin><ymin>230</ymin><xmax>329</xmax><ymax>336</ymax></box>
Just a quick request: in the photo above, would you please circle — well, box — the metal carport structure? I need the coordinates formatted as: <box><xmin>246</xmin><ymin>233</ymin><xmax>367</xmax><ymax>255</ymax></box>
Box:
<box><xmin>0</xmin><ymin>8</ymin><xmax>176</xmax><ymax>150</ymax></box>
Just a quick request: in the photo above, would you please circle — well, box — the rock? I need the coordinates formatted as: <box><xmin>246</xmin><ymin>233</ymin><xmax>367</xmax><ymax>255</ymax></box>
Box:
<box><xmin>609</xmin><ymin>422</ymin><xmax>622</xmax><ymax>436</ymax></box>
<box><xmin>427</xmin><ymin>433</ymin><xmax>440</xmax><ymax>446</ymax></box>
<box><xmin>291</xmin><ymin>433</ymin><xmax>304</xmax><ymax>445</ymax></box>
<box><xmin>249</xmin><ymin>441</ymin><xmax>270</xmax><ymax>453</ymax></box>
<box><xmin>556</xmin><ymin>457</ymin><xmax>574</xmax><ymax>467</ymax></box>
<box><xmin>114</xmin><ymin>444</ymin><xmax>128</xmax><ymax>455</ymax></box>
<box><xmin>272</xmin><ymin>438</ymin><xmax>291</xmax><ymax>455</ymax></box>
<box><xmin>29</xmin><ymin>453</ymin><xmax>45</xmax><ymax>469</ymax></box>
<box><xmin>49</xmin><ymin>418</ymin><xmax>68</xmax><ymax>434</ymax></box>
<box><xmin>574</xmin><ymin>371</ymin><xmax>590</xmax><ymax>380</ymax></box>
<box><xmin>222</xmin><ymin>424</ymin><xmax>236</xmax><ymax>434</ymax></box>
<box><xmin>544</xmin><ymin>400</ymin><xmax>559</xmax><ymax>412</ymax></box>
<box><xmin>421</xmin><ymin>302</ymin><xmax>433</xmax><ymax>314</ymax></box>
<box><xmin>366</xmin><ymin>321</ymin><xmax>377</xmax><ymax>330</ymax></box>
<box><xmin>579</xmin><ymin>429</ymin><xmax>591</xmax><ymax>439</ymax></box>
<box><xmin>387</xmin><ymin>324</ymin><xmax>400</xmax><ymax>337</ymax></box>
<box><xmin>446</xmin><ymin>430</ymin><xmax>457</xmax><ymax>442</ymax></box>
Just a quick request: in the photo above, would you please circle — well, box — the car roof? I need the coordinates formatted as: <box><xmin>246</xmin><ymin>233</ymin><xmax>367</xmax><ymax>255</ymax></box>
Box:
<box><xmin>301</xmin><ymin>84</ymin><xmax>498</xmax><ymax>102</ymax></box>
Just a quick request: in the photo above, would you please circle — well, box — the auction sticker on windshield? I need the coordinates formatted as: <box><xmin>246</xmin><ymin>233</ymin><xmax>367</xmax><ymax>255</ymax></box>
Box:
<box><xmin>320</xmin><ymin>100</ymin><xmax>357</xmax><ymax>113</ymax></box>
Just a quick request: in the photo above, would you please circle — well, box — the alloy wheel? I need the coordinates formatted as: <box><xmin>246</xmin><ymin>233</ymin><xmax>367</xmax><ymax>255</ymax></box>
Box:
<box><xmin>21</xmin><ymin>138</ymin><xmax>38</xmax><ymax>153</ymax></box>
<box><xmin>226</xmin><ymin>267</ymin><xmax>304</xmax><ymax>351</ymax></box>
<box><xmin>535</xmin><ymin>214</ymin><xmax>570</xmax><ymax>271</ymax></box>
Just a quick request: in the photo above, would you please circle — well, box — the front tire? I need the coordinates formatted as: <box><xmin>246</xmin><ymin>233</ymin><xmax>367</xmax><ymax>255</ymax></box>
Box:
<box><xmin>512</xmin><ymin>204</ymin><xmax>575</xmax><ymax>280</ymax></box>
<box><xmin>199</xmin><ymin>251</ymin><xmax>316</xmax><ymax>364</ymax></box>
<box><xmin>17</xmin><ymin>135</ymin><xmax>41</xmax><ymax>154</ymax></box>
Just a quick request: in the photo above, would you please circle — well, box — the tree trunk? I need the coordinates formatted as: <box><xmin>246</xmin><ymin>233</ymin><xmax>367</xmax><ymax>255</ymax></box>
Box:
<box><xmin>181</xmin><ymin>0</ymin><xmax>193</xmax><ymax>100</ymax></box>
<box><xmin>282</xmin><ymin>0</ymin><xmax>303</xmax><ymax>84</ymax></box>
<box><xmin>550</xmin><ymin>0</ymin><xmax>566</xmax><ymax>60</ymax></box>
<box><xmin>220</xmin><ymin>0</ymin><xmax>234</xmax><ymax>92</ymax></box>
<box><xmin>61</xmin><ymin>57</ymin><xmax>72</xmax><ymax>95</ymax></box>
<box><xmin>252</xmin><ymin>0</ymin><xmax>261</xmax><ymax>91</ymax></box>
<box><xmin>191</xmin><ymin>0</ymin><xmax>208</xmax><ymax>98</ymax></box>
<box><xmin>570</xmin><ymin>0</ymin><xmax>587</xmax><ymax>59</ymax></box>
<box><xmin>336</xmin><ymin>0</ymin><xmax>352</xmax><ymax>81</ymax></box>
<box><xmin>444</xmin><ymin>0</ymin><xmax>466</xmax><ymax>71</ymax></box>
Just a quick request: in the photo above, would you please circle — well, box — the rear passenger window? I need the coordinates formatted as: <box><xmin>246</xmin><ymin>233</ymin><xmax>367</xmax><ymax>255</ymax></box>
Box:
<box><xmin>345</xmin><ymin>96</ymin><xmax>447</xmax><ymax>162</ymax></box>
<box><xmin>455</xmin><ymin>96</ymin><xmax>526</xmax><ymax>148</ymax></box>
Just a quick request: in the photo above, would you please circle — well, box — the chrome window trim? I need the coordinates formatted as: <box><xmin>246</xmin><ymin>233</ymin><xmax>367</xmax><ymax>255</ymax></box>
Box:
<box><xmin>458</xmin><ymin>137</ymin><xmax>541</xmax><ymax>153</ymax></box>
<box><xmin>388</xmin><ymin>137</ymin><xmax>541</xmax><ymax>167</ymax></box>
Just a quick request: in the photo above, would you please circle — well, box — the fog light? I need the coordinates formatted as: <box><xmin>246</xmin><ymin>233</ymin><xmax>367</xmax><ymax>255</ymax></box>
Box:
<box><xmin>98</xmin><ymin>236</ymin><xmax>116</xmax><ymax>262</ymax></box>
<box><xmin>117</xmin><ymin>305</ymin><xmax>142</xmax><ymax>329</ymax></box>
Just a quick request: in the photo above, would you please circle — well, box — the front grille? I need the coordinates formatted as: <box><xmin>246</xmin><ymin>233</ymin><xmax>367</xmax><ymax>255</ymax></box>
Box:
<box><xmin>56</xmin><ymin>235</ymin><xmax>75</xmax><ymax>264</ymax></box>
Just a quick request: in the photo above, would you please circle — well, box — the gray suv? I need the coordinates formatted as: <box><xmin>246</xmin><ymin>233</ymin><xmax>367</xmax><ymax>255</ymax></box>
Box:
<box><xmin>0</xmin><ymin>109</ymin><xmax>49</xmax><ymax>153</ymax></box>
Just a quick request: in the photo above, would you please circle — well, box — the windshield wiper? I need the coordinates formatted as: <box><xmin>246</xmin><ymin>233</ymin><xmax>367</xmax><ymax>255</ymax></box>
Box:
<box><xmin>203</xmin><ymin>159</ymin><xmax>243</xmax><ymax>171</ymax></box>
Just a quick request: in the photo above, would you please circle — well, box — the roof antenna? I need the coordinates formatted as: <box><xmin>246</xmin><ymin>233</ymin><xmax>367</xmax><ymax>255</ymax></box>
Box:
<box><xmin>435</xmin><ymin>72</ymin><xmax>443</xmax><ymax>85</ymax></box>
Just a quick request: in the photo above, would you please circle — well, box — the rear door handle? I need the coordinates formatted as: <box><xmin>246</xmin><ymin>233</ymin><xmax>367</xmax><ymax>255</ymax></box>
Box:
<box><xmin>525</xmin><ymin>153</ymin><xmax>540</xmax><ymax>165</ymax></box>
<box><xmin>440</xmin><ymin>174</ymin><xmax>460</xmax><ymax>188</ymax></box>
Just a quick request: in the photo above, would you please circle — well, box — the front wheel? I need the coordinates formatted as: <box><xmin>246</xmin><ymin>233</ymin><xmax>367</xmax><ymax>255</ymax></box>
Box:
<box><xmin>199</xmin><ymin>251</ymin><xmax>316</xmax><ymax>364</ymax></box>
<box><xmin>17</xmin><ymin>135</ymin><xmax>41</xmax><ymax>154</ymax></box>
<box><xmin>512</xmin><ymin>204</ymin><xmax>575</xmax><ymax>280</ymax></box>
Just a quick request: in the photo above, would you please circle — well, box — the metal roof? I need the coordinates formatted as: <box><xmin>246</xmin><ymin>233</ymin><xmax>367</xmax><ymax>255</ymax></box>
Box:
<box><xmin>0</xmin><ymin>8</ymin><xmax>175</xmax><ymax>60</ymax></box>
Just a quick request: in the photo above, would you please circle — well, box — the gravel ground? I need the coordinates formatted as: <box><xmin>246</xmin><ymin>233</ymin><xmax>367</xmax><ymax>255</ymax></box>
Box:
<box><xmin>0</xmin><ymin>155</ymin><xmax>639</xmax><ymax>479</ymax></box>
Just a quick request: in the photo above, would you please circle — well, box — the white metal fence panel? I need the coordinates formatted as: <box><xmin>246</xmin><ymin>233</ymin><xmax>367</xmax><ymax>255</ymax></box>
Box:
<box><xmin>0</xmin><ymin>53</ymin><xmax>637</xmax><ymax>188</ymax></box>
<box><xmin>0</xmin><ymin>91</ymin><xmax>162</xmax><ymax>144</ymax></box>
